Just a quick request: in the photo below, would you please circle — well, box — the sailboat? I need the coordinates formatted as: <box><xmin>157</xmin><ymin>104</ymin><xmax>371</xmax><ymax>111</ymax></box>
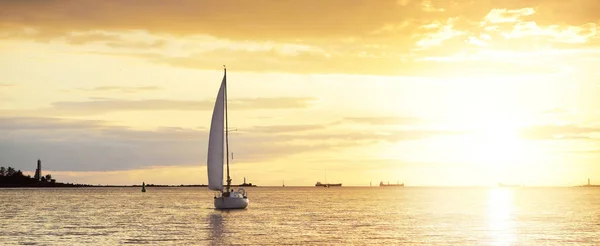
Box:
<box><xmin>207</xmin><ymin>65</ymin><xmax>249</xmax><ymax>209</ymax></box>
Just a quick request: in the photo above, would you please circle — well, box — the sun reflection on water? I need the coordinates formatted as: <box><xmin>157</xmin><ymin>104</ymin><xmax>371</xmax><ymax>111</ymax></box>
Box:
<box><xmin>209</xmin><ymin>213</ymin><xmax>223</xmax><ymax>245</ymax></box>
<box><xmin>487</xmin><ymin>188</ymin><xmax>516</xmax><ymax>245</ymax></box>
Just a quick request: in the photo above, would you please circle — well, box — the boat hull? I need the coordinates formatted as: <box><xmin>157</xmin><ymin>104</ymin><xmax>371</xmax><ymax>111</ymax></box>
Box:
<box><xmin>214</xmin><ymin>196</ymin><xmax>249</xmax><ymax>209</ymax></box>
<box><xmin>315</xmin><ymin>182</ymin><xmax>342</xmax><ymax>187</ymax></box>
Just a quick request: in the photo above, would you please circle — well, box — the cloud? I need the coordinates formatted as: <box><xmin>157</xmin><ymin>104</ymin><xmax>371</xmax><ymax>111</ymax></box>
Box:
<box><xmin>0</xmin><ymin>117</ymin><xmax>105</xmax><ymax>130</ymax></box>
<box><xmin>541</xmin><ymin>108</ymin><xmax>570</xmax><ymax>115</ymax></box>
<box><xmin>60</xmin><ymin>31</ymin><xmax>328</xmax><ymax>58</ymax></box>
<box><xmin>48</xmin><ymin>99</ymin><xmax>210</xmax><ymax>115</ymax></box>
<box><xmin>0</xmin><ymin>0</ymin><xmax>415</xmax><ymax>41</ymax></box>
<box><xmin>415</xmin><ymin>18</ymin><xmax>465</xmax><ymax>49</ymax></box>
<box><xmin>519</xmin><ymin>124</ymin><xmax>600</xmax><ymax>140</ymax></box>
<box><xmin>0</xmin><ymin>1</ymin><xmax>589</xmax><ymax>44</ymax></box>
<box><xmin>501</xmin><ymin>22</ymin><xmax>598</xmax><ymax>44</ymax></box>
<box><xmin>343</xmin><ymin>117</ymin><xmax>424</xmax><ymax>125</ymax></box>
<box><xmin>106</xmin><ymin>39</ymin><xmax>167</xmax><ymax>49</ymax></box>
<box><xmin>63</xmin><ymin>31</ymin><xmax>122</xmax><ymax>45</ymax></box>
<box><xmin>566</xmin><ymin>148</ymin><xmax>600</xmax><ymax>154</ymax></box>
<box><xmin>0</xmin><ymin>117</ymin><xmax>325</xmax><ymax>172</ymax></box>
<box><xmin>1</xmin><ymin>1</ymin><xmax>598</xmax><ymax>47</ymax></box>
<box><xmin>250</xmin><ymin>124</ymin><xmax>328</xmax><ymax>134</ymax></box>
<box><xmin>44</xmin><ymin>165</ymin><xmax>206</xmax><ymax>186</ymax></box>
<box><xmin>397</xmin><ymin>0</ymin><xmax>411</xmax><ymax>6</ymax></box>
<box><xmin>72</xmin><ymin>86</ymin><xmax>163</xmax><ymax>93</ymax></box>
<box><xmin>2</xmin><ymin>0</ymin><xmax>599</xmax><ymax>77</ymax></box>
<box><xmin>482</xmin><ymin>8</ymin><xmax>535</xmax><ymax>24</ymax></box>
<box><xmin>0</xmin><ymin>116</ymin><xmax>458</xmax><ymax>172</ymax></box>
<box><xmin>81</xmin><ymin>47</ymin><xmax>559</xmax><ymax>77</ymax></box>
<box><xmin>0</xmin><ymin>97</ymin><xmax>318</xmax><ymax>116</ymax></box>
<box><xmin>421</xmin><ymin>0</ymin><xmax>445</xmax><ymax>13</ymax></box>
<box><xmin>9</xmin><ymin>0</ymin><xmax>596</xmax><ymax>43</ymax></box>
<box><xmin>0</xmin><ymin>83</ymin><xmax>15</xmax><ymax>87</ymax></box>
<box><xmin>231</xmin><ymin>97</ymin><xmax>318</xmax><ymax>110</ymax></box>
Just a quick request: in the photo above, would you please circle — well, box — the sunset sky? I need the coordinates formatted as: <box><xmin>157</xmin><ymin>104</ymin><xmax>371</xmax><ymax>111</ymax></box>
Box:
<box><xmin>1</xmin><ymin>0</ymin><xmax>599</xmax><ymax>186</ymax></box>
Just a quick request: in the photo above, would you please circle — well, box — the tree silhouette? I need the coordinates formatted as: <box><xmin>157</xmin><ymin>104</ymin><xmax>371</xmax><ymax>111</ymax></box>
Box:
<box><xmin>0</xmin><ymin>166</ymin><xmax>75</xmax><ymax>187</ymax></box>
<box><xmin>7</xmin><ymin>167</ymin><xmax>15</xmax><ymax>176</ymax></box>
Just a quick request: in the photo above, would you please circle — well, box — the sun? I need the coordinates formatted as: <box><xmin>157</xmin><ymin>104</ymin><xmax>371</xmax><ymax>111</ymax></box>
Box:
<box><xmin>456</xmin><ymin>115</ymin><xmax>532</xmax><ymax>181</ymax></box>
<box><xmin>469</xmin><ymin>124</ymin><xmax>524</xmax><ymax>164</ymax></box>
<box><xmin>376</xmin><ymin>111</ymin><xmax>534</xmax><ymax>185</ymax></box>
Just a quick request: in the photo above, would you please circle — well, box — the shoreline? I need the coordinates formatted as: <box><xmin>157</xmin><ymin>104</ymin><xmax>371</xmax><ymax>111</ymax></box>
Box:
<box><xmin>1</xmin><ymin>185</ymin><xmax>598</xmax><ymax>188</ymax></box>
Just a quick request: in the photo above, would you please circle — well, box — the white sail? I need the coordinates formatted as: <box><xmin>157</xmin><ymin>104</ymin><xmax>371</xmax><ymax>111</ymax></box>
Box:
<box><xmin>207</xmin><ymin>75</ymin><xmax>226</xmax><ymax>191</ymax></box>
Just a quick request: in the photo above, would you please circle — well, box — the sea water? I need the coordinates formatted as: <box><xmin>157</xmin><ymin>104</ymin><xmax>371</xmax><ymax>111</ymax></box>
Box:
<box><xmin>1</xmin><ymin>187</ymin><xmax>599</xmax><ymax>245</ymax></box>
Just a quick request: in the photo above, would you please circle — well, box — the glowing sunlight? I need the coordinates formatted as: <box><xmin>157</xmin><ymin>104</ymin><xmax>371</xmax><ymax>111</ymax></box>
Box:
<box><xmin>487</xmin><ymin>188</ymin><xmax>516</xmax><ymax>244</ymax></box>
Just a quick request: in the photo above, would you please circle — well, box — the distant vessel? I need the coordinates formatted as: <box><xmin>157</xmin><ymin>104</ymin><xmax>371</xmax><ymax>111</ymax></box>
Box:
<box><xmin>282</xmin><ymin>180</ymin><xmax>285</xmax><ymax>187</ymax></box>
<box><xmin>580</xmin><ymin>178</ymin><xmax>600</xmax><ymax>187</ymax></box>
<box><xmin>315</xmin><ymin>181</ymin><xmax>342</xmax><ymax>187</ymax></box>
<box><xmin>380</xmin><ymin>181</ymin><xmax>404</xmax><ymax>187</ymax></box>
<box><xmin>207</xmin><ymin>66</ymin><xmax>249</xmax><ymax>209</ymax></box>
<box><xmin>141</xmin><ymin>182</ymin><xmax>146</xmax><ymax>192</ymax></box>
<box><xmin>316</xmin><ymin>169</ymin><xmax>341</xmax><ymax>187</ymax></box>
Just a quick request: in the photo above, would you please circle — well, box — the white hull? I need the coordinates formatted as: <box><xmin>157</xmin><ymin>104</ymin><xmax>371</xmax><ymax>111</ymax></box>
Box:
<box><xmin>214</xmin><ymin>196</ymin><xmax>249</xmax><ymax>209</ymax></box>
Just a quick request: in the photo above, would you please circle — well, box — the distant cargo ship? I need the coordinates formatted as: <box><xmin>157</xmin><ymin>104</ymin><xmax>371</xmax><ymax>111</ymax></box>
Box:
<box><xmin>380</xmin><ymin>181</ymin><xmax>404</xmax><ymax>187</ymax></box>
<box><xmin>315</xmin><ymin>181</ymin><xmax>342</xmax><ymax>187</ymax></box>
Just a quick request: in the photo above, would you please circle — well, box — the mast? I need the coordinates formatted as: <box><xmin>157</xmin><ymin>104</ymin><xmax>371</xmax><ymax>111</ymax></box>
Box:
<box><xmin>224</xmin><ymin>65</ymin><xmax>231</xmax><ymax>192</ymax></box>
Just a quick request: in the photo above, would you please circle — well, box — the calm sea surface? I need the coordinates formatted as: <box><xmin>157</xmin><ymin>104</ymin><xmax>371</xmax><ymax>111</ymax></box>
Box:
<box><xmin>1</xmin><ymin>187</ymin><xmax>599</xmax><ymax>245</ymax></box>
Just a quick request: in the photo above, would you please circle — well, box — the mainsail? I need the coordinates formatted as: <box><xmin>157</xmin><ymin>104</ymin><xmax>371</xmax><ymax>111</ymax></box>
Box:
<box><xmin>207</xmin><ymin>75</ymin><xmax>226</xmax><ymax>191</ymax></box>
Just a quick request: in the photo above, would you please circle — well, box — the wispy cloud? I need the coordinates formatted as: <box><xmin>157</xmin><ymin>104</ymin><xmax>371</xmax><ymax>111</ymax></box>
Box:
<box><xmin>519</xmin><ymin>124</ymin><xmax>600</xmax><ymax>140</ymax></box>
<box><xmin>0</xmin><ymin>97</ymin><xmax>318</xmax><ymax>116</ymax></box>
<box><xmin>482</xmin><ymin>8</ymin><xmax>535</xmax><ymax>24</ymax></box>
<box><xmin>0</xmin><ymin>117</ymin><xmax>299</xmax><ymax>171</ymax></box>
<box><xmin>0</xmin><ymin>117</ymin><xmax>106</xmax><ymax>130</ymax></box>
<box><xmin>420</xmin><ymin>0</ymin><xmax>445</xmax><ymax>13</ymax></box>
<box><xmin>344</xmin><ymin>116</ymin><xmax>424</xmax><ymax>125</ymax></box>
<box><xmin>73</xmin><ymin>86</ymin><xmax>163</xmax><ymax>93</ymax></box>
<box><xmin>414</xmin><ymin>17</ymin><xmax>465</xmax><ymax>49</ymax></box>
<box><xmin>501</xmin><ymin>22</ymin><xmax>598</xmax><ymax>44</ymax></box>
<box><xmin>0</xmin><ymin>116</ymin><xmax>459</xmax><ymax>172</ymax></box>
<box><xmin>541</xmin><ymin>108</ymin><xmax>571</xmax><ymax>116</ymax></box>
<box><xmin>63</xmin><ymin>31</ymin><xmax>122</xmax><ymax>45</ymax></box>
<box><xmin>250</xmin><ymin>124</ymin><xmax>328</xmax><ymax>134</ymax></box>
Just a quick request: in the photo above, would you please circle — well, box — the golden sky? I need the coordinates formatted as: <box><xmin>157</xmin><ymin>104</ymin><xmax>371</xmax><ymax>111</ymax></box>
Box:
<box><xmin>1</xmin><ymin>0</ymin><xmax>599</xmax><ymax>186</ymax></box>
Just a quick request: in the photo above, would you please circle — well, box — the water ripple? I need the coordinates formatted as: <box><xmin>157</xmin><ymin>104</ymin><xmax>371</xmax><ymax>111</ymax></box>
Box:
<box><xmin>1</xmin><ymin>187</ymin><xmax>600</xmax><ymax>245</ymax></box>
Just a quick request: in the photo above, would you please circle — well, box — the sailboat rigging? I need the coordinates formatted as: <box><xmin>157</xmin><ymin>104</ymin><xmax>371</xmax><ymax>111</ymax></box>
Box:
<box><xmin>207</xmin><ymin>65</ymin><xmax>249</xmax><ymax>209</ymax></box>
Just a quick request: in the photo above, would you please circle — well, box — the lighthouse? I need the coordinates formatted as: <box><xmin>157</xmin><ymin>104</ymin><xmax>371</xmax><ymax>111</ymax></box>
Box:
<box><xmin>34</xmin><ymin>159</ymin><xmax>42</xmax><ymax>181</ymax></box>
